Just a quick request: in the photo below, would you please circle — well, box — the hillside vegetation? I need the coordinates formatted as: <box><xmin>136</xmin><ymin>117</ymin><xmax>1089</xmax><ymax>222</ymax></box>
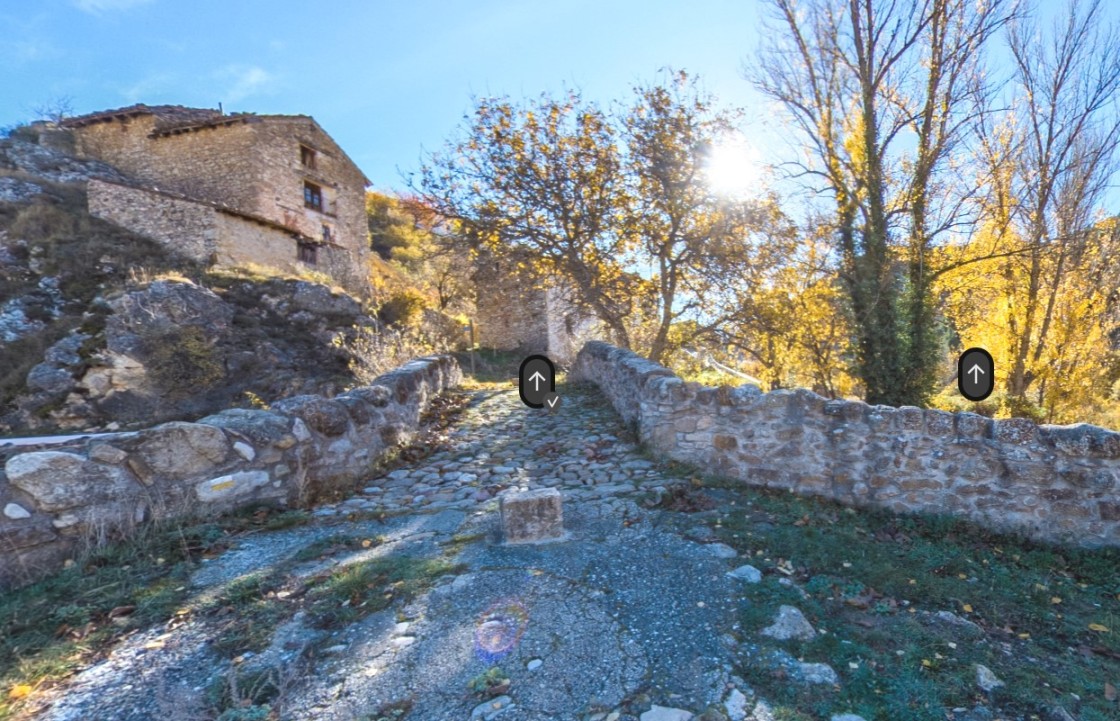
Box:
<box><xmin>0</xmin><ymin>137</ymin><xmax>452</xmax><ymax>434</ymax></box>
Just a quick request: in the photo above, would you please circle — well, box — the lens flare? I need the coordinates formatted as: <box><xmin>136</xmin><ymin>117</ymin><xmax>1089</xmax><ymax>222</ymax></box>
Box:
<box><xmin>473</xmin><ymin>599</ymin><xmax>529</xmax><ymax>663</ymax></box>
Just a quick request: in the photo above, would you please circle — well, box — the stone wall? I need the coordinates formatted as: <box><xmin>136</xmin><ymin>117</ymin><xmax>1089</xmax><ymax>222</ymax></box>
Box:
<box><xmin>572</xmin><ymin>341</ymin><xmax>1120</xmax><ymax>547</ymax></box>
<box><xmin>71</xmin><ymin>116</ymin><xmax>262</xmax><ymax>212</ymax></box>
<box><xmin>472</xmin><ymin>253</ymin><xmax>594</xmax><ymax>365</ymax></box>
<box><xmin>89</xmin><ymin>179</ymin><xmax>362</xmax><ymax>292</ymax></box>
<box><xmin>88</xmin><ymin>179</ymin><xmax>218</xmax><ymax>263</ymax></box>
<box><xmin>0</xmin><ymin>355</ymin><xmax>461</xmax><ymax>590</ymax></box>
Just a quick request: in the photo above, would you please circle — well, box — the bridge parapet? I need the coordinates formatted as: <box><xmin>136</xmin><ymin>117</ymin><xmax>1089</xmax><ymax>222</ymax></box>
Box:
<box><xmin>0</xmin><ymin>354</ymin><xmax>462</xmax><ymax>589</ymax></box>
<box><xmin>572</xmin><ymin>341</ymin><xmax>1120</xmax><ymax>548</ymax></box>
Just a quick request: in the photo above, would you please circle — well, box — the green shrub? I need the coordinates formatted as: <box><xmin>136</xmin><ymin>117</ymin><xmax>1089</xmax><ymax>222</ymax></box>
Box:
<box><xmin>378</xmin><ymin>289</ymin><xmax>427</xmax><ymax>328</ymax></box>
<box><xmin>145</xmin><ymin>325</ymin><xmax>224</xmax><ymax>397</ymax></box>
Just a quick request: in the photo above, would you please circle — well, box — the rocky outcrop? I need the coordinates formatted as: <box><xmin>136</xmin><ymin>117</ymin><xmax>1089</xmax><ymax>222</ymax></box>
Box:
<box><xmin>0</xmin><ymin>135</ymin><xmax>128</xmax><ymax>185</ymax></box>
<box><xmin>572</xmin><ymin>340</ymin><xmax>1120</xmax><ymax>547</ymax></box>
<box><xmin>2</xmin><ymin>277</ymin><xmax>384</xmax><ymax>433</ymax></box>
<box><xmin>0</xmin><ymin>353</ymin><xmax>462</xmax><ymax>590</ymax></box>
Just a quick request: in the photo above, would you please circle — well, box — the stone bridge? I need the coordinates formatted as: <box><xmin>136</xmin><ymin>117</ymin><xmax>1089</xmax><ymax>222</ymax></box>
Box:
<box><xmin>3</xmin><ymin>340</ymin><xmax>1119</xmax><ymax>591</ymax></box>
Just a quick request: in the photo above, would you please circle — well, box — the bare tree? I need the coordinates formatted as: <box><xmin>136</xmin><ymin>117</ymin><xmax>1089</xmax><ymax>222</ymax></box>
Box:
<box><xmin>998</xmin><ymin>0</ymin><xmax>1120</xmax><ymax>401</ymax></box>
<box><xmin>752</xmin><ymin>0</ymin><xmax>1011</xmax><ymax>405</ymax></box>
<box><xmin>31</xmin><ymin>95</ymin><xmax>75</xmax><ymax>124</ymax></box>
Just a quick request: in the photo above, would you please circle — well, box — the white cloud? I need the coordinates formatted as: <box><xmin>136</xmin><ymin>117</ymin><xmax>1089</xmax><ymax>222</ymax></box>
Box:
<box><xmin>216</xmin><ymin>65</ymin><xmax>275</xmax><ymax>103</ymax></box>
<box><xmin>73</xmin><ymin>0</ymin><xmax>155</xmax><ymax>13</ymax></box>
<box><xmin>119</xmin><ymin>71</ymin><xmax>176</xmax><ymax>103</ymax></box>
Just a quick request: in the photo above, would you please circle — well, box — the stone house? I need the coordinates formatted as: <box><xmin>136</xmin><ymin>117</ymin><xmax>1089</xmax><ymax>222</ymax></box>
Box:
<box><xmin>60</xmin><ymin>104</ymin><xmax>370</xmax><ymax>294</ymax></box>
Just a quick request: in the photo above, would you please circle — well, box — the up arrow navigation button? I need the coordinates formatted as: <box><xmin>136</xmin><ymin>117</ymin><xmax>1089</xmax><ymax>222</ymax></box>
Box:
<box><xmin>519</xmin><ymin>355</ymin><xmax>556</xmax><ymax>409</ymax></box>
<box><xmin>957</xmin><ymin>347</ymin><xmax>994</xmax><ymax>402</ymax></box>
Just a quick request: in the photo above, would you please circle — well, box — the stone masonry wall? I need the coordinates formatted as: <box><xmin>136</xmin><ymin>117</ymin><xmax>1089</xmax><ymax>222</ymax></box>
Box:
<box><xmin>0</xmin><ymin>355</ymin><xmax>461</xmax><ymax>590</ymax></box>
<box><xmin>71</xmin><ymin>116</ymin><xmax>262</xmax><ymax>212</ymax></box>
<box><xmin>88</xmin><ymin>179</ymin><xmax>219</xmax><ymax>263</ymax></box>
<box><xmin>89</xmin><ymin>179</ymin><xmax>362</xmax><ymax>292</ymax></box>
<box><xmin>572</xmin><ymin>341</ymin><xmax>1120</xmax><ymax>547</ymax></box>
<box><xmin>474</xmin><ymin>254</ymin><xmax>550</xmax><ymax>354</ymax></box>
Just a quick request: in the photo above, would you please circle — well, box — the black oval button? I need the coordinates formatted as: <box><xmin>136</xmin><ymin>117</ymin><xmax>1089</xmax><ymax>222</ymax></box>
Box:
<box><xmin>958</xmin><ymin>347</ymin><xmax>994</xmax><ymax>402</ymax></box>
<box><xmin>518</xmin><ymin>355</ymin><xmax>555</xmax><ymax>408</ymax></box>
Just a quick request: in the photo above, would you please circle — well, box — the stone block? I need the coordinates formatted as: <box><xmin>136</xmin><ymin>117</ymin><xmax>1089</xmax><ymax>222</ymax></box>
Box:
<box><xmin>195</xmin><ymin>471</ymin><xmax>271</xmax><ymax>503</ymax></box>
<box><xmin>89</xmin><ymin>444</ymin><xmax>128</xmax><ymax>465</ymax></box>
<box><xmin>134</xmin><ymin>421</ymin><xmax>230</xmax><ymax>481</ymax></box>
<box><xmin>713</xmin><ymin>434</ymin><xmax>738</xmax><ymax>451</ymax></box>
<box><xmin>197</xmin><ymin>408</ymin><xmax>292</xmax><ymax>445</ymax></box>
<box><xmin>925</xmin><ymin>409</ymin><xmax>954</xmax><ymax>436</ymax></box>
<box><xmin>6</xmin><ymin>451</ymin><xmax>137</xmax><ymax>511</ymax></box>
<box><xmin>956</xmin><ymin>413</ymin><xmax>991</xmax><ymax>439</ymax></box>
<box><xmin>271</xmin><ymin>396</ymin><xmax>351</xmax><ymax>437</ymax></box>
<box><xmin>992</xmin><ymin>417</ymin><xmax>1038</xmax><ymax>445</ymax></box>
<box><xmin>500</xmin><ymin>488</ymin><xmax>565</xmax><ymax>544</ymax></box>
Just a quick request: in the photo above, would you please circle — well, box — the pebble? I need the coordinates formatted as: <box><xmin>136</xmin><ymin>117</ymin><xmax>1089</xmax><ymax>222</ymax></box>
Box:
<box><xmin>470</xmin><ymin>695</ymin><xmax>514</xmax><ymax>720</ymax></box>
<box><xmin>527</xmin><ymin>658</ymin><xmax>542</xmax><ymax>671</ymax></box>
<box><xmin>760</xmin><ymin>606</ymin><xmax>817</xmax><ymax>642</ymax></box>
<box><xmin>724</xmin><ymin>688</ymin><xmax>749</xmax><ymax>720</ymax></box>
<box><xmin>707</xmin><ymin>543</ymin><xmax>738</xmax><ymax>559</ymax></box>
<box><xmin>726</xmin><ymin>565</ymin><xmax>762</xmax><ymax>583</ymax></box>
<box><xmin>976</xmin><ymin>664</ymin><xmax>1005</xmax><ymax>692</ymax></box>
<box><xmin>797</xmin><ymin>662</ymin><xmax>838</xmax><ymax>685</ymax></box>
<box><xmin>640</xmin><ymin>706</ymin><xmax>694</xmax><ymax>721</ymax></box>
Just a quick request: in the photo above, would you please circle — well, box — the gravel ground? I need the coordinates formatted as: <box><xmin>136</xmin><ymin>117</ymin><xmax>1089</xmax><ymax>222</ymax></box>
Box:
<box><xmin>29</xmin><ymin>384</ymin><xmax>770</xmax><ymax>721</ymax></box>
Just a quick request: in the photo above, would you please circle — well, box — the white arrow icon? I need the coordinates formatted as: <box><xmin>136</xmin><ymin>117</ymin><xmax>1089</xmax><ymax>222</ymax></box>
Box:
<box><xmin>967</xmin><ymin>364</ymin><xmax>985</xmax><ymax>385</ymax></box>
<box><xmin>528</xmin><ymin>371</ymin><xmax>546</xmax><ymax>392</ymax></box>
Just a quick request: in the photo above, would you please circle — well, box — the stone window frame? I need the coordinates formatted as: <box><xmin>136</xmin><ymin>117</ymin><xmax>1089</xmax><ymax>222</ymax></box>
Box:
<box><xmin>300</xmin><ymin>144</ymin><xmax>317</xmax><ymax>169</ymax></box>
<box><xmin>298</xmin><ymin>240</ymin><xmax>319</xmax><ymax>265</ymax></box>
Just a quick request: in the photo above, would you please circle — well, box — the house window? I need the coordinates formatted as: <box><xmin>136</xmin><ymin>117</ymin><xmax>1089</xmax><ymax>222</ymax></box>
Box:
<box><xmin>298</xmin><ymin>242</ymin><xmax>318</xmax><ymax>265</ymax></box>
<box><xmin>303</xmin><ymin>181</ymin><xmax>323</xmax><ymax>212</ymax></box>
<box><xmin>300</xmin><ymin>145</ymin><xmax>317</xmax><ymax>169</ymax></box>
<box><xmin>321</xmin><ymin>224</ymin><xmax>332</xmax><ymax>243</ymax></box>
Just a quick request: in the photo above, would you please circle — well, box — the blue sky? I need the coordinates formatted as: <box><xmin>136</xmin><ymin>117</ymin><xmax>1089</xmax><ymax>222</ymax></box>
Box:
<box><xmin>1</xmin><ymin>0</ymin><xmax>768</xmax><ymax>192</ymax></box>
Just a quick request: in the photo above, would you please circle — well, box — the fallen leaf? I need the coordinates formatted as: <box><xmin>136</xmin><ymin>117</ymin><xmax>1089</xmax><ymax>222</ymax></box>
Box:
<box><xmin>1051</xmin><ymin>597</ymin><xmax>1062</xmax><ymax>605</ymax></box>
<box><xmin>962</xmin><ymin>604</ymin><xmax>973</xmax><ymax>613</ymax></box>
<box><xmin>1090</xmin><ymin>623</ymin><xmax>1111</xmax><ymax>633</ymax></box>
<box><xmin>7</xmin><ymin>684</ymin><xmax>32</xmax><ymax>700</ymax></box>
<box><xmin>143</xmin><ymin>640</ymin><xmax>165</xmax><ymax>650</ymax></box>
<box><xmin>793</xmin><ymin>515</ymin><xmax>809</xmax><ymax>527</ymax></box>
<box><xmin>1105</xmin><ymin>682</ymin><xmax>1117</xmax><ymax>702</ymax></box>
<box><xmin>361</xmin><ymin>539</ymin><xmax>373</xmax><ymax>548</ymax></box>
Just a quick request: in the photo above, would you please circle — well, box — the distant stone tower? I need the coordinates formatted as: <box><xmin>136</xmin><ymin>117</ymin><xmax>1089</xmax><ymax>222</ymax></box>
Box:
<box><xmin>472</xmin><ymin>251</ymin><xmax>591</xmax><ymax>366</ymax></box>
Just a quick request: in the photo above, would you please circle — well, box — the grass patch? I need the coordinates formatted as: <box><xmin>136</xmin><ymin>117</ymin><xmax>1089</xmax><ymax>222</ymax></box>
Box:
<box><xmin>678</xmin><ymin>469</ymin><xmax>1120</xmax><ymax>721</ymax></box>
<box><xmin>303</xmin><ymin>555</ymin><xmax>465</xmax><ymax>630</ymax></box>
<box><xmin>0</xmin><ymin>503</ymin><xmax>315</xmax><ymax>719</ymax></box>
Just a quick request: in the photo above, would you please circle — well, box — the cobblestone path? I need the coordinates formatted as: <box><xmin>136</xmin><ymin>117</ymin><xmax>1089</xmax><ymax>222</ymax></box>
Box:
<box><xmin>37</xmin><ymin>383</ymin><xmax>759</xmax><ymax>721</ymax></box>
<box><xmin>310</xmin><ymin>383</ymin><xmax>667</xmax><ymax>519</ymax></box>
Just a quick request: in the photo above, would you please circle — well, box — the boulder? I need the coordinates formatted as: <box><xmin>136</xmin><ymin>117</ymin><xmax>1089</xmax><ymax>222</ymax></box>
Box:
<box><xmin>5</xmin><ymin>451</ymin><xmax>137</xmax><ymax>511</ymax></box>
<box><xmin>760</xmin><ymin>605</ymin><xmax>817</xmax><ymax>642</ymax></box>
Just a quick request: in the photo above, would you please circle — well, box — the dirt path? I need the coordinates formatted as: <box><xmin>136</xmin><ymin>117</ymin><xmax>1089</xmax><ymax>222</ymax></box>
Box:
<box><xmin>32</xmin><ymin>384</ymin><xmax>766</xmax><ymax>721</ymax></box>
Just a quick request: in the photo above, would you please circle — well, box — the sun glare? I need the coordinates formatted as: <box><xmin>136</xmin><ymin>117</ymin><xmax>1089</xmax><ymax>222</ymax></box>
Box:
<box><xmin>705</xmin><ymin>134</ymin><xmax>765</xmax><ymax>198</ymax></box>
